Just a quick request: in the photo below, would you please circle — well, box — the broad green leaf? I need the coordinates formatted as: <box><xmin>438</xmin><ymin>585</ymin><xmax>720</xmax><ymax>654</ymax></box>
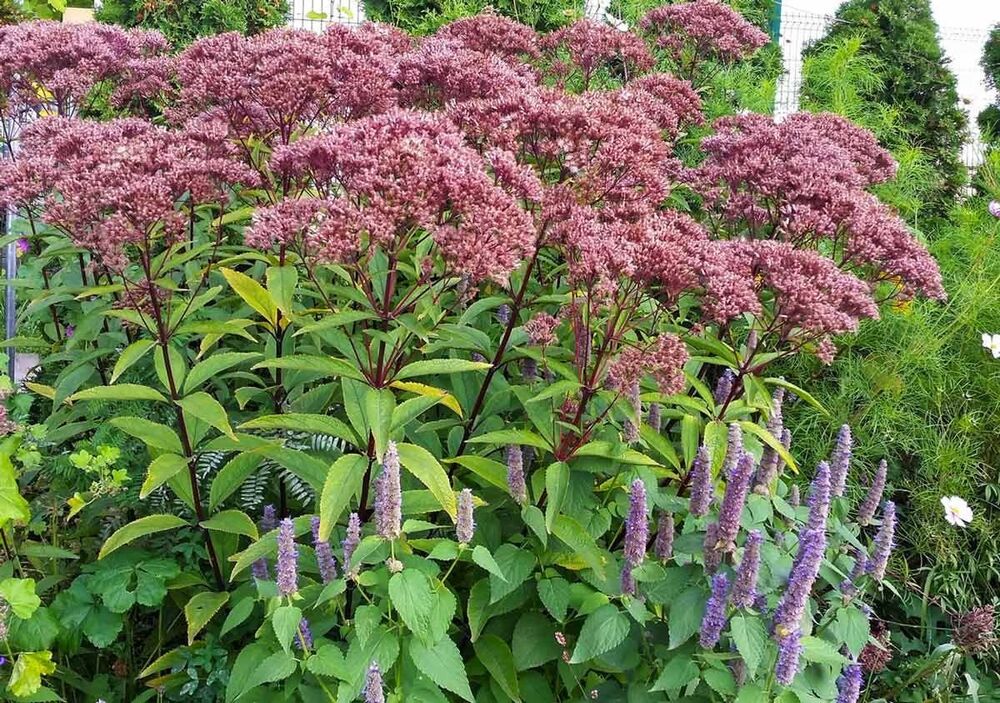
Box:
<box><xmin>409</xmin><ymin>636</ymin><xmax>474</xmax><ymax>702</ymax></box>
<box><xmin>391</xmin><ymin>381</ymin><xmax>463</xmax><ymax>417</ymax></box>
<box><xmin>220</xmin><ymin>267</ymin><xmax>278</xmax><ymax>327</ymax></box>
<box><xmin>0</xmin><ymin>578</ymin><xmax>40</xmax><ymax>619</ymax></box>
<box><xmin>572</xmin><ymin>441</ymin><xmax>661</xmax><ymax>466</ymax></box>
<box><xmin>397</xmin><ymin>443</ymin><xmax>456</xmax><ymax>519</ymax></box>
<box><xmin>512</xmin><ymin>612</ymin><xmax>561</xmax><ymax>671</ymax></box>
<box><xmin>254</xmin><ymin>354</ymin><xmax>363</xmax><ymax>381</ymax></box>
<box><xmin>471</xmin><ymin>546</ymin><xmax>506</xmax><ymax>581</ymax></box>
<box><xmin>177</xmin><ymin>392</ymin><xmax>235</xmax><ymax>440</ymax></box>
<box><xmin>238</xmin><ymin>650</ymin><xmax>297</xmax><ymax>699</ymax></box>
<box><xmin>366</xmin><ymin>388</ymin><xmax>395</xmax><ymax>460</ymax></box>
<box><xmin>208</xmin><ymin>452</ymin><xmax>264</xmax><ymax>512</ymax></box>
<box><xmin>395</xmin><ymin>359</ymin><xmax>490</xmax><ymax>380</ymax></box>
<box><xmin>764</xmin><ymin>377</ymin><xmax>830</xmax><ymax>417</ymax></box>
<box><xmin>831</xmin><ymin>606</ymin><xmax>871</xmax><ymax>657</ymax></box>
<box><xmin>739</xmin><ymin>421</ymin><xmax>798</xmax><ymax>473</ymax></box>
<box><xmin>537</xmin><ymin>578</ymin><xmax>569</xmax><ymax>622</ymax></box>
<box><xmin>388</xmin><ymin>570</ymin><xmax>436</xmax><ymax>644</ymax></box>
<box><xmin>467</xmin><ymin>429</ymin><xmax>551</xmax><ymax>450</ymax></box>
<box><xmin>185</xmin><ymin>591</ymin><xmax>229</xmax><ymax>644</ymax></box>
<box><xmin>110</xmin><ymin>417</ymin><xmax>183</xmax><ymax>454</ymax></box>
<box><xmin>0</xmin><ymin>448</ymin><xmax>30</xmax><ymax>527</ymax></box>
<box><xmin>668</xmin><ymin>587</ymin><xmax>707</xmax><ymax>649</ymax></box>
<box><xmin>99</xmin><ymin>514</ymin><xmax>188</xmax><ymax>559</ymax></box>
<box><xmin>474</xmin><ymin>635</ymin><xmax>520</xmax><ymax>702</ymax></box>
<box><xmin>544</xmin><ymin>462</ymin><xmax>569</xmax><ymax>532</ymax></box>
<box><xmin>680</xmin><ymin>414</ymin><xmax>701</xmax><ymax>468</ymax></box>
<box><xmin>569</xmin><ymin>604</ymin><xmax>629</xmax><ymax>663</ymax></box>
<box><xmin>294</xmin><ymin>310</ymin><xmax>377</xmax><ymax>337</ymax></box>
<box><xmin>800</xmin><ymin>636</ymin><xmax>848</xmax><ymax>665</ymax></box>
<box><xmin>140</xmin><ymin>454</ymin><xmax>188</xmax><ymax>499</ymax></box>
<box><xmin>110</xmin><ymin>339</ymin><xmax>155</xmax><ymax>383</ymax></box>
<box><xmin>319</xmin><ymin>454</ymin><xmax>368</xmax><ymax>541</ymax></box>
<box><xmin>220</xmin><ymin>597</ymin><xmax>255</xmax><ymax>638</ymax></box>
<box><xmin>552</xmin><ymin>515</ymin><xmax>605</xmax><ymax>576</ymax></box>
<box><xmin>266</xmin><ymin>265</ymin><xmax>297</xmax><ymax>317</ymax></box>
<box><xmin>139</xmin><ymin>646</ymin><xmax>188</xmax><ymax>678</ymax></box>
<box><xmin>521</xmin><ymin>505</ymin><xmax>547</xmax><ymax>547</ymax></box>
<box><xmin>305</xmin><ymin>643</ymin><xmax>347</xmax><ymax>679</ymax></box>
<box><xmin>67</xmin><ymin>384</ymin><xmax>167</xmax><ymax>404</ymax></box>
<box><xmin>272</xmin><ymin>605</ymin><xmax>303</xmax><ymax>653</ymax></box>
<box><xmin>9</xmin><ymin>651</ymin><xmax>56</xmax><ymax>698</ymax></box>
<box><xmin>239</xmin><ymin>413</ymin><xmax>357</xmax><ymax>447</ymax></box>
<box><xmin>650</xmin><ymin>651</ymin><xmax>698</xmax><ymax>693</ymax></box>
<box><xmin>444</xmin><ymin>455</ymin><xmax>506</xmax><ymax>491</ymax></box>
<box><xmin>704</xmin><ymin>667</ymin><xmax>737</xmax><ymax>696</ymax></box>
<box><xmin>183</xmin><ymin>352</ymin><xmax>262</xmax><ymax>395</ymax></box>
<box><xmin>200</xmin><ymin>510</ymin><xmax>258</xmax><ymax>539</ymax></box>
<box><xmin>734</xmin><ymin>684</ymin><xmax>768</xmax><ymax>703</ymax></box>
<box><xmin>731</xmin><ymin>613</ymin><xmax>768</xmax><ymax>676</ymax></box>
<box><xmin>490</xmin><ymin>544</ymin><xmax>535</xmax><ymax>604</ymax></box>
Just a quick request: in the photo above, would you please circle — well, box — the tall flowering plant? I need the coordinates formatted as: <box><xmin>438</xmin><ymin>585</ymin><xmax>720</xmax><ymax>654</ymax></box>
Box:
<box><xmin>0</xmin><ymin>3</ymin><xmax>936</xmax><ymax>701</ymax></box>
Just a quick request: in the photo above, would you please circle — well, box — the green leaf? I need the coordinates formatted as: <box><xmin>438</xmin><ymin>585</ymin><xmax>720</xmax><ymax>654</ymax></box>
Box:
<box><xmin>294</xmin><ymin>310</ymin><xmax>377</xmax><ymax>337</ymax></box>
<box><xmin>68</xmin><ymin>384</ymin><xmax>167</xmax><ymax>404</ymax></box>
<box><xmin>209</xmin><ymin>451</ymin><xmax>265</xmax><ymax>512</ymax></box>
<box><xmin>239</xmin><ymin>413</ymin><xmax>357</xmax><ymax>447</ymax></box>
<box><xmin>185</xmin><ymin>591</ymin><xmax>229</xmax><ymax>644</ymax></box>
<box><xmin>490</xmin><ymin>544</ymin><xmax>535</xmax><ymax>604</ymax></box>
<box><xmin>238</xmin><ymin>650</ymin><xmax>297</xmax><ymax>699</ymax></box>
<box><xmin>445</xmin><ymin>455</ymin><xmax>506</xmax><ymax>491</ymax></box>
<box><xmin>764</xmin><ymin>377</ymin><xmax>830</xmax><ymax>417</ymax></box>
<box><xmin>391</xmin><ymin>381</ymin><xmax>463</xmax><ymax>418</ymax></box>
<box><xmin>266</xmin><ymin>265</ymin><xmax>297</xmax><ymax>317</ymax></box>
<box><xmin>305</xmin><ymin>644</ymin><xmax>347</xmax><ymax>679</ymax></box>
<box><xmin>734</xmin><ymin>684</ymin><xmax>768</xmax><ymax>703</ymax></box>
<box><xmin>395</xmin><ymin>359</ymin><xmax>491</xmax><ymax>380</ymax></box>
<box><xmin>731</xmin><ymin>613</ymin><xmax>768</xmax><ymax>677</ymax></box>
<box><xmin>668</xmin><ymin>587</ymin><xmax>707</xmax><ymax>649</ymax></box>
<box><xmin>569</xmin><ymin>604</ymin><xmax>630</xmax><ymax>663</ymax></box>
<box><xmin>254</xmin><ymin>354</ymin><xmax>363</xmax><ymax>381</ymax></box>
<box><xmin>200</xmin><ymin>510</ymin><xmax>258</xmax><ymax>539</ymax></box>
<box><xmin>99</xmin><ymin>514</ymin><xmax>188</xmax><ymax>559</ymax></box>
<box><xmin>704</xmin><ymin>667</ymin><xmax>737</xmax><ymax>696</ymax></box>
<box><xmin>227</xmin><ymin>515</ymin><xmax>313</xmax><ymax>580</ymax></box>
<box><xmin>397</xmin><ymin>443</ymin><xmax>457</xmax><ymax>519</ymax></box>
<box><xmin>140</xmin><ymin>454</ymin><xmax>188</xmax><ymax>499</ymax></box>
<box><xmin>9</xmin><ymin>651</ymin><xmax>56</xmax><ymax>698</ymax></box>
<box><xmin>0</xmin><ymin>578</ymin><xmax>40</xmax><ymax>619</ymax></box>
<box><xmin>680</xmin><ymin>414</ymin><xmax>701</xmax><ymax>468</ymax></box>
<box><xmin>471</xmin><ymin>546</ymin><xmax>506</xmax><ymax>581</ymax></box>
<box><xmin>467</xmin><ymin>429</ymin><xmax>551</xmax><ymax>450</ymax></box>
<box><xmin>388</xmin><ymin>570</ymin><xmax>436</xmax><ymax>644</ymax></box>
<box><xmin>220</xmin><ymin>267</ymin><xmax>277</xmax><ymax>327</ymax></box>
<box><xmin>650</xmin><ymin>651</ymin><xmax>698</xmax><ymax>693</ymax></box>
<box><xmin>366</xmin><ymin>388</ymin><xmax>395</xmax><ymax>460</ymax></box>
<box><xmin>739</xmin><ymin>421</ymin><xmax>798</xmax><ymax>473</ymax></box>
<box><xmin>177</xmin><ymin>392</ymin><xmax>235</xmax><ymax>440</ymax></box>
<box><xmin>800</xmin><ymin>636</ymin><xmax>848</xmax><ymax>665</ymax></box>
<box><xmin>272</xmin><ymin>605</ymin><xmax>303</xmax><ymax>653</ymax></box>
<box><xmin>184</xmin><ymin>352</ymin><xmax>262</xmax><ymax>395</ymax></box>
<box><xmin>544</xmin><ymin>462</ymin><xmax>569</xmax><ymax>532</ymax></box>
<box><xmin>475</xmin><ymin>635</ymin><xmax>521</xmax><ymax>701</ymax></box>
<box><xmin>512</xmin><ymin>612</ymin><xmax>560</xmax><ymax>671</ymax></box>
<box><xmin>111</xmin><ymin>339</ymin><xmax>155</xmax><ymax>383</ymax></box>
<box><xmin>220</xmin><ymin>597</ymin><xmax>255</xmax><ymax>638</ymax></box>
<box><xmin>552</xmin><ymin>514</ymin><xmax>605</xmax><ymax>576</ymax></box>
<box><xmin>109</xmin><ymin>417</ymin><xmax>183</xmax><ymax>454</ymax></box>
<box><xmin>319</xmin><ymin>454</ymin><xmax>368</xmax><ymax>541</ymax></box>
<box><xmin>831</xmin><ymin>606</ymin><xmax>871</xmax><ymax>658</ymax></box>
<box><xmin>409</xmin><ymin>636</ymin><xmax>474</xmax><ymax>703</ymax></box>
<box><xmin>521</xmin><ymin>505</ymin><xmax>547</xmax><ymax>547</ymax></box>
<box><xmin>537</xmin><ymin>578</ymin><xmax>570</xmax><ymax>622</ymax></box>
<box><xmin>0</xmin><ymin>448</ymin><xmax>29</xmax><ymax>528</ymax></box>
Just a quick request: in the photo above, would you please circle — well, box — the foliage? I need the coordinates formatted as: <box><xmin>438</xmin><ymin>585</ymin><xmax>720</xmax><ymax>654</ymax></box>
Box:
<box><xmin>363</xmin><ymin>0</ymin><xmax>582</xmax><ymax>35</ymax></box>
<box><xmin>95</xmin><ymin>0</ymin><xmax>289</xmax><ymax>47</ymax></box>
<box><xmin>981</xmin><ymin>25</ymin><xmax>1000</xmax><ymax>145</ymax></box>
<box><xmin>0</xmin><ymin>0</ymin><xmax>22</xmax><ymax>25</ymax></box>
<box><xmin>803</xmin><ymin>0</ymin><xmax>968</xmax><ymax>220</ymax></box>
<box><xmin>0</xmin><ymin>6</ymin><xmax>948</xmax><ymax>702</ymax></box>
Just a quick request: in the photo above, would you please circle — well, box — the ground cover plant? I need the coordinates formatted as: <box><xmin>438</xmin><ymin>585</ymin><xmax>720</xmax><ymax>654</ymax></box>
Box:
<box><xmin>0</xmin><ymin>3</ymin><xmax>946</xmax><ymax>701</ymax></box>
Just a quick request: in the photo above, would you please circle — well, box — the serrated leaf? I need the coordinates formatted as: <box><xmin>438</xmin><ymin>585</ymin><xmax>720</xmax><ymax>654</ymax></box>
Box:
<box><xmin>185</xmin><ymin>591</ymin><xmax>229</xmax><ymax>644</ymax></box>
<box><xmin>110</xmin><ymin>416</ymin><xmax>183</xmax><ymax>453</ymax></box>
<box><xmin>177</xmin><ymin>392</ymin><xmax>235</xmax><ymax>439</ymax></box>
<box><xmin>0</xmin><ymin>578</ymin><xmax>40</xmax><ymax>619</ymax></box>
<box><xmin>184</xmin><ymin>352</ymin><xmax>261</xmax><ymax>394</ymax></box>
<box><xmin>512</xmin><ymin>612</ymin><xmax>560</xmax><ymax>671</ymax></box>
<box><xmin>220</xmin><ymin>267</ymin><xmax>277</xmax><ymax>327</ymax></box>
<box><xmin>475</xmin><ymin>635</ymin><xmax>520</xmax><ymax>701</ymax></box>
<box><xmin>99</xmin><ymin>514</ymin><xmax>187</xmax><ymax>559</ymax></box>
<box><xmin>544</xmin><ymin>462</ymin><xmax>569</xmax><ymax>532</ymax></box>
<box><xmin>569</xmin><ymin>604</ymin><xmax>629</xmax><ymax>663</ymax></box>
<box><xmin>319</xmin><ymin>454</ymin><xmax>368</xmax><ymax>541</ymax></box>
<box><xmin>409</xmin><ymin>636</ymin><xmax>474</xmax><ymax>702</ymax></box>
<box><xmin>466</xmin><ymin>429</ymin><xmax>551</xmax><ymax>450</ymax></box>
<box><xmin>9</xmin><ymin>651</ymin><xmax>56</xmax><ymax>698</ymax></box>
<box><xmin>272</xmin><ymin>605</ymin><xmax>303</xmax><ymax>653</ymax></box>
<box><xmin>471</xmin><ymin>546</ymin><xmax>506</xmax><ymax>581</ymax></box>
<box><xmin>208</xmin><ymin>451</ymin><xmax>265</xmax><ymax>512</ymax></box>
<box><xmin>68</xmin><ymin>384</ymin><xmax>167</xmax><ymax>403</ymax></box>
<box><xmin>552</xmin><ymin>515</ymin><xmax>605</xmax><ymax>576</ymax></box>
<box><xmin>254</xmin><ymin>354</ymin><xmax>363</xmax><ymax>380</ymax></box>
<box><xmin>110</xmin><ymin>339</ymin><xmax>155</xmax><ymax>383</ymax></box>
<box><xmin>220</xmin><ymin>597</ymin><xmax>255</xmax><ymax>638</ymax></box>
<box><xmin>305</xmin><ymin>644</ymin><xmax>347</xmax><ymax>679</ymax></box>
<box><xmin>200</xmin><ymin>510</ymin><xmax>258</xmax><ymax>539</ymax></box>
<box><xmin>537</xmin><ymin>578</ymin><xmax>569</xmax><ymax>622</ymax></box>
<box><xmin>831</xmin><ymin>606</ymin><xmax>871</xmax><ymax>658</ymax></box>
<box><xmin>388</xmin><ymin>570</ymin><xmax>436</xmax><ymax>643</ymax></box>
<box><xmin>668</xmin><ymin>587</ymin><xmax>707</xmax><ymax>649</ymax></box>
<box><xmin>397</xmin><ymin>443</ymin><xmax>456</xmax><ymax>519</ymax></box>
<box><xmin>239</xmin><ymin>413</ymin><xmax>357</xmax><ymax>447</ymax></box>
<box><xmin>731</xmin><ymin>613</ymin><xmax>768</xmax><ymax>676</ymax></box>
<box><xmin>395</xmin><ymin>359</ymin><xmax>490</xmax><ymax>380</ymax></box>
<box><xmin>490</xmin><ymin>544</ymin><xmax>535</xmax><ymax>604</ymax></box>
<box><xmin>391</xmin><ymin>380</ymin><xmax>463</xmax><ymax>417</ymax></box>
<box><xmin>140</xmin><ymin>454</ymin><xmax>188</xmax><ymax>499</ymax></box>
<box><xmin>801</xmin><ymin>635</ymin><xmax>848</xmax><ymax>665</ymax></box>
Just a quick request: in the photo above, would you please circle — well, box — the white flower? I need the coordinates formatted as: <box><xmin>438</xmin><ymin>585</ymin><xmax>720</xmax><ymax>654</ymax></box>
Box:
<box><xmin>982</xmin><ymin>333</ymin><xmax>1000</xmax><ymax>359</ymax></box>
<box><xmin>941</xmin><ymin>496</ymin><xmax>973</xmax><ymax>528</ymax></box>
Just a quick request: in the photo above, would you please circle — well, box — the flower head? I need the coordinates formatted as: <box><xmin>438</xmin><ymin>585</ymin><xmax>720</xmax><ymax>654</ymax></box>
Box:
<box><xmin>773</xmin><ymin>528</ymin><xmax>827</xmax><ymax>640</ymax></box>
<box><xmin>982</xmin><ymin>333</ymin><xmax>1000</xmax><ymax>359</ymax></box>
<box><xmin>990</xmin><ymin>201</ymin><xmax>1000</xmax><ymax>218</ymax></box>
<box><xmin>835</xmin><ymin>663</ymin><xmax>863</xmax><ymax>703</ymax></box>
<box><xmin>654</xmin><ymin>512</ymin><xmax>674</xmax><ymax>561</ymax></box>
<box><xmin>276</xmin><ymin>517</ymin><xmax>298</xmax><ymax>596</ymax></box>
<box><xmin>856</xmin><ymin>460</ymin><xmax>888</xmax><ymax>525</ymax></box>
<box><xmin>688</xmin><ymin>445</ymin><xmax>713</xmax><ymax>517</ymax></box>
<box><xmin>364</xmin><ymin>662</ymin><xmax>385</xmax><ymax>703</ymax></box>
<box><xmin>775</xmin><ymin>628</ymin><xmax>802</xmax><ymax>685</ymax></box>
<box><xmin>941</xmin><ymin>495</ymin><xmax>972</xmax><ymax>528</ymax></box>
<box><xmin>374</xmin><ymin>441</ymin><xmax>402</xmax><ymax>540</ymax></box>
<box><xmin>623</xmin><ymin>479</ymin><xmax>648</xmax><ymax>568</ymax></box>
<box><xmin>952</xmin><ymin>605</ymin><xmax>997</xmax><ymax>654</ymax></box>
<box><xmin>311</xmin><ymin>516</ymin><xmax>338</xmax><ymax>584</ymax></box>
<box><xmin>867</xmin><ymin>501</ymin><xmax>896</xmax><ymax>581</ymax></box>
<box><xmin>713</xmin><ymin>368</ymin><xmax>736</xmax><ymax>406</ymax></box>
<box><xmin>343</xmin><ymin>512</ymin><xmax>361</xmax><ymax>572</ymax></box>
<box><xmin>699</xmin><ymin>572</ymin><xmax>730</xmax><ymax>648</ymax></box>
<box><xmin>716</xmin><ymin>450</ymin><xmax>755</xmax><ymax>548</ymax></box>
<box><xmin>506</xmin><ymin>445</ymin><xmax>528</xmax><ymax>504</ymax></box>
<box><xmin>829</xmin><ymin>425</ymin><xmax>852</xmax><ymax>498</ymax></box>
<box><xmin>805</xmin><ymin>461</ymin><xmax>832</xmax><ymax>533</ymax></box>
<box><xmin>732</xmin><ymin>530</ymin><xmax>763</xmax><ymax>609</ymax></box>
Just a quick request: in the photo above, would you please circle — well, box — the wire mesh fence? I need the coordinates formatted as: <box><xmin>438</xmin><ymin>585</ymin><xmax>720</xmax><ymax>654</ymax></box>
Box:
<box><xmin>288</xmin><ymin>0</ymin><xmax>365</xmax><ymax>29</ymax></box>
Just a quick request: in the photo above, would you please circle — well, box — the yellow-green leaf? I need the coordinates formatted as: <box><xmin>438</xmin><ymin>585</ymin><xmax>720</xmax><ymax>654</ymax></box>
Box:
<box><xmin>111</xmin><ymin>339</ymin><xmax>156</xmax><ymax>383</ymax></box>
<box><xmin>396</xmin><ymin>443</ymin><xmax>456</xmax><ymax>519</ymax></box>
<box><xmin>140</xmin><ymin>454</ymin><xmax>188</xmax><ymax>499</ymax></box>
<box><xmin>9</xmin><ymin>651</ymin><xmax>56</xmax><ymax>697</ymax></box>
<box><xmin>185</xmin><ymin>591</ymin><xmax>230</xmax><ymax>644</ymax></box>
<box><xmin>219</xmin><ymin>267</ymin><xmax>277</xmax><ymax>327</ymax></box>
<box><xmin>67</xmin><ymin>384</ymin><xmax>167</xmax><ymax>404</ymax></box>
<box><xmin>100</xmin><ymin>514</ymin><xmax>188</xmax><ymax>559</ymax></box>
<box><xmin>200</xmin><ymin>510</ymin><xmax>258</xmax><ymax>539</ymax></box>
<box><xmin>391</xmin><ymin>380</ymin><xmax>463</xmax><ymax>417</ymax></box>
<box><xmin>177</xmin><ymin>392</ymin><xmax>235</xmax><ymax>440</ymax></box>
<box><xmin>319</xmin><ymin>454</ymin><xmax>368</xmax><ymax>541</ymax></box>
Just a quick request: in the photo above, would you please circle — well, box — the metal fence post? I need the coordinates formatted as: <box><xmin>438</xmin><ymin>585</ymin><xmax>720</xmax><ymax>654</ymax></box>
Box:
<box><xmin>1</xmin><ymin>131</ymin><xmax>14</xmax><ymax>381</ymax></box>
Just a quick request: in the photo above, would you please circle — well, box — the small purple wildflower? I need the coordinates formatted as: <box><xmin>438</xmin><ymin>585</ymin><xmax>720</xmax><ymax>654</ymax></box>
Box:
<box><xmin>654</xmin><ymin>512</ymin><xmax>674</xmax><ymax>561</ymax></box>
<box><xmin>365</xmin><ymin>662</ymin><xmax>385</xmax><ymax>703</ymax></box>
<box><xmin>647</xmin><ymin>403</ymin><xmax>661</xmax><ymax>432</ymax></box>
<box><xmin>775</xmin><ymin>629</ymin><xmax>803</xmax><ymax>685</ymax></box>
<box><xmin>343</xmin><ymin>512</ymin><xmax>361</xmax><ymax>572</ymax></box>
<box><xmin>722</xmin><ymin>423</ymin><xmax>743</xmax><ymax>478</ymax></box>
<box><xmin>856</xmin><ymin>459</ymin><xmax>887</xmax><ymax>525</ymax></box>
<box><xmin>773</xmin><ymin>528</ymin><xmax>827</xmax><ymax>640</ymax></box>
<box><xmin>732</xmin><ymin>530</ymin><xmax>763</xmax><ymax>609</ymax></box>
<box><xmin>753</xmin><ymin>390</ymin><xmax>787</xmax><ymax>494</ymax></box>
<box><xmin>688</xmin><ymin>445</ymin><xmax>713</xmax><ymax>517</ymax></box>
<box><xmin>261</xmin><ymin>504</ymin><xmax>277</xmax><ymax>532</ymax></box>
<box><xmin>457</xmin><ymin>488</ymin><xmax>475</xmax><ymax>545</ymax></box>
<box><xmin>867</xmin><ymin>501</ymin><xmax>896</xmax><ymax>581</ymax></box>
<box><xmin>296</xmin><ymin>618</ymin><xmax>313</xmax><ymax>651</ymax></box>
<box><xmin>15</xmin><ymin>239</ymin><xmax>29</xmax><ymax>256</ymax></box>
<box><xmin>703</xmin><ymin>521</ymin><xmax>723</xmax><ymax>574</ymax></box>
<box><xmin>717</xmin><ymin>452</ymin><xmax>755</xmax><ymax>548</ymax></box>
<box><xmin>63</xmin><ymin>325</ymin><xmax>74</xmax><ymax>338</ymax></box>
<box><xmin>311</xmin><ymin>516</ymin><xmax>337</xmax><ymax>584</ymax></box>
<box><xmin>276</xmin><ymin>517</ymin><xmax>298</xmax><ymax>597</ymax></box>
<box><xmin>990</xmin><ymin>200</ymin><xmax>1000</xmax><ymax>218</ymax></box>
<box><xmin>699</xmin><ymin>572</ymin><xmax>730</xmax><ymax>648</ymax></box>
<box><xmin>374</xmin><ymin>441</ymin><xmax>402</xmax><ymax>540</ymax></box>
<box><xmin>623</xmin><ymin>479</ymin><xmax>648</xmax><ymax>568</ymax></box>
<box><xmin>496</xmin><ymin>303</ymin><xmax>511</xmax><ymax>325</ymax></box>
<box><xmin>839</xmin><ymin>549</ymin><xmax>868</xmax><ymax>597</ymax></box>
<box><xmin>620</xmin><ymin>563</ymin><xmax>636</xmax><ymax>596</ymax></box>
<box><xmin>835</xmin><ymin>663</ymin><xmax>863</xmax><ymax>703</ymax></box>
<box><xmin>713</xmin><ymin>369</ymin><xmax>736</xmax><ymax>406</ymax></box>
<box><xmin>829</xmin><ymin>425</ymin><xmax>852</xmax><ymax>498</ymax></box>
<box><xmin>806</xmin><ymin>461</ymin><xmax>832</xmax><ymax>533</ymax></box>
<box><xmin>506</xmin><ymin>445</ymin><xmax>527</xmax><ymax>504</ymax></box>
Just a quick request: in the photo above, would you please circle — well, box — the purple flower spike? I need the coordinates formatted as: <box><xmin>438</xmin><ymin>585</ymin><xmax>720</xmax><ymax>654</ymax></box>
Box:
<box><xmin>806</xmin><ymin>461</ymin><xmax>832</xmax><ymax>533</ymax></box>
<box><xmin>773</xmin><ymin>528</ymin><xmax>827</xmax><ymax>641</ymax></box>
<box><xmin>753</xmin><ymin>390</ymin><xmax>787</xmax><ymax>494</ymax></box>
<box><xmin>856</xmin><ymin>459</ymin><xmax>887</xmax><ymax>525</ymax></box>
<box><xmin>276</xmin><ymin>517</ymin><xmax>298</xmax><ymax>597</ymax></box>
<box><xmin>624</xmin><ymin>479</ymin><xmax>648</xmax><ymax>568</ymax></box>
<box><xmin>688</xmin><ymin>445</ymin><xmax>713</xmax><ymax>517</ymax></box>
<box><xmin>457</xmin><ymin>488</ymin><xmax>475</xmax><ymax>545</ymax></box>
<box><xmin>374</xmin><ymin>441</ymin><xmax>402</xmax><ymax>540</ymax></box>
<box><xmin>717</xmin><ymin>452</ymin><xmax>755</xmax><ymax>548</ymax></box>
<box><xmin>775</xmin><ymin>629</ymin><xmax>803</xmax><ymax>685</ymax></box>
<box><xmin>496</xmin><ymin>304</ymin><xmax>511</xmax><ymax>325</ymax></box>
<box><xmin>261</xmin><ymin>504</ymin><xmax>277</xmax><ymax>532</ymax></box>
<box><xmin>713</xmin><ymin>369</ymin><xmax>736</xmax><ymax>406</ymax></box>
<box><xmin>836</xmin><ymin>663</ymin><xmax>863</xmax><ymax>703</ymax></box>
<box><xmin>648</xmin><ymin>403</ymin><xmax>662</xmax><ymax>432</ymax></box>
<box><xmin>723</xmin><ymin>423</ymin><xmax>743</xmax><ymax>478</ymax></box>
<box><xmin>829</xmin><ymin>425</ymin><xmax>852</xmax><ymax>498</ymax></box>
<box><xmin>343</xmin><ymin>512</ymin><xmax>361</xmax><ymax>572</ymax></box>
<box><xmin>365</xmin><ymin>662</ymin><xmax>385</xmax><ymax>703</ymax></box>
<box><xmin>703</xmin><ymin>522</ymin><xmax>723</xmax><ymax>574</ymax></box>
<box><xmin>654</xmin><ymin>512</ymin><xmax>674</xmax><ymax>561</ymax></box>
<box><xmin>839</xmin><ymin>549</ymin><xmax>868</xmax><ymax>597</ymax></box>
<box><xmin>699</xmin><ymin>572</ymin><xmax>730</xmax><ymax>648</ymax></box>
<box><xmin>296</xmin><ymin>618</ymin><xmax>313</xmax><ymax>651</ymax></box>
<box><xmin>867</xmin><ymin>501</ymin><xmax>896</xmax><ymax>581</ymax></box>
<box><xmin>620</xmin><ymin>563</ymin><xmax>636</xmax><ymax>596</ymax></box>
<box><xmin>506</xmin><ymin>445</ymin><xmax>527</xmax><ymax>505</ymax></box>
<box><xmin>732</xmin><ymin>530</ymin><xmax>763</xmax><ymax>609</ymax></box>
<box><xmin>311</xmin><ymin>516</ymin><xmax>338</xmax><ymax>584</ymax></box>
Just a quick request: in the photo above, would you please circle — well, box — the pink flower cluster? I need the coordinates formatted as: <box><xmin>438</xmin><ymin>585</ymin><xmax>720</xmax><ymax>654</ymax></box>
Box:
<box><xmin>640</xmin><ymin>0</ymin><xmax>770</xmax><ymax>67</ymax></box>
